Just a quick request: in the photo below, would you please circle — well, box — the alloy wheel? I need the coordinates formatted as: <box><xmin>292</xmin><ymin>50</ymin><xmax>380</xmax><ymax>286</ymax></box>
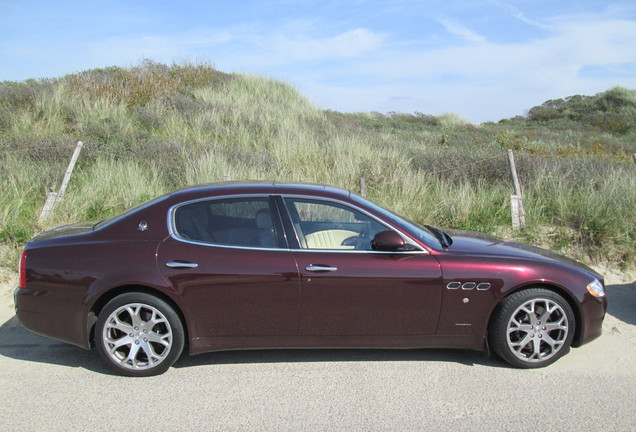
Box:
<box><xmin>102</xmin><ymin>303</ymin><xmax>173</xmax><ymax>371</ymax></box>
<box><xmin>506</xmin><ymin>298</ymin><xmax>569</xmax><ymax>363</ymax></box>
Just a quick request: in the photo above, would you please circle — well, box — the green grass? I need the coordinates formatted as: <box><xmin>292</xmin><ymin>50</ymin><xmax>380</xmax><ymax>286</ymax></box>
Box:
<box><xmin>1</xmin><ymin>61</ymin><xmax>635</xmax><ymax>271</ymax></box>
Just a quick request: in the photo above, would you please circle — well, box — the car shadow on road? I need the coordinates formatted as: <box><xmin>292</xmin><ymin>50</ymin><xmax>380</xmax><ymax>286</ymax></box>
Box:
<box><xmin>173</xmin><ymin>347</ymin><xmax>509</xmax><ymax>370</ymax></box>
<box><xmin>0</xmin><ymin>315</ymin><xmax>114</xmax><ymax>375</ymax></box>
<box><xmin>605</xmin><ymin>282</ymin><xmax>636</xmax><ymax>326</ymax></box>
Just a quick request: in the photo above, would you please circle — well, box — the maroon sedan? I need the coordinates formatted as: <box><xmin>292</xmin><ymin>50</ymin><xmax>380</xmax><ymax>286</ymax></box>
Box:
<box><xmin>15</xmin><ymin>182</ymin><xmax>607</xmax><ymax>376</ymax></box>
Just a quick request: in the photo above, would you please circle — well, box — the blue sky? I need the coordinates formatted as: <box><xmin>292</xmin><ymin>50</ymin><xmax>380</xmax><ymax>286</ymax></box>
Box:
<box><xmin>1</xmin><ymin>0</ymin><xmax>635</xmax><ymax>122</ymax></box>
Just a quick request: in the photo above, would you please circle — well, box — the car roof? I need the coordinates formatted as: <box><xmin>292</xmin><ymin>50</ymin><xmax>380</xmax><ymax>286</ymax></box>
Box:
<box><xmin>91</xmin><ymin>182</ymin><xmax>362</xmax><ymax>238</ymax></box>
<box><xmin>167</xmin><ymin>181</ymin><xmax>354</xmax><ymax>201</ymax></box>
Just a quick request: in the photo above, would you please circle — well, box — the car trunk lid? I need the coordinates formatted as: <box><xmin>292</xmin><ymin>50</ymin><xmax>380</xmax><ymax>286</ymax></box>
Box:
<box><xmin>30</xmin><ymin>221</ymin><xmax>98</xmax><ymax>243</ymax></box>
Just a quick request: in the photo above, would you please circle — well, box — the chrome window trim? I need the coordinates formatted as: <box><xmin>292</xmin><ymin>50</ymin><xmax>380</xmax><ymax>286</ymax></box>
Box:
<box><xmin>167</xmin><ymin>193</ymin><xmax>429</xmax><ymax>255</ymax></box>
<box><xmin>166</xmin><ymin>235</ymin><xmax>292</xmax><ymax>252</ymax></box>
<box><xmin>289</xmin><ymin>247</ymin><xmax>429</xmax><ymax>255</ymax></box>
<box><xmin>167</xmin><ymin>236</ymin><xmax>428</xmax><ymax>255</ymax></box>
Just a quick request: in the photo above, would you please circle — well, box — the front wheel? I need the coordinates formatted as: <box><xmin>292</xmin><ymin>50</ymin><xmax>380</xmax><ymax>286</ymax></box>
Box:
<box><xmin>95</xmin><ymin>292</ymin><xmax>184</xmax><ymax>377</ymax></box>
<box><xmin>490</xmin><ymin>288</ymin><xmax>575</xmax><ymax>368</ymax></box>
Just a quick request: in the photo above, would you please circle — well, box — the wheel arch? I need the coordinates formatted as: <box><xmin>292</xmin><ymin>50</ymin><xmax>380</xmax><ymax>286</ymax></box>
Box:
<box><xmin>87</xmin><ymin>285</ymin><xmax>190</xmax><ymax>349</ymax></box>
<box><xmin>487</xmin><ymin>282</ymin><xmax>583</xmax><ymax>348</ymax></box>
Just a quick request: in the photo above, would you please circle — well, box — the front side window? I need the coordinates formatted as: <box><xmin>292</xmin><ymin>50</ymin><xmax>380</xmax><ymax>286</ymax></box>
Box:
<box><xmin>284</xmin><ymin>198</ymin><xmax>387</xmax><ymax>250</ymax></box>
<box><xmin>350</xmin><ymin>193</ymin><xmax>440</xmax><ymax>247</ymax></box>
<box><xmin>173</xmin><ymin>197</ymin><xmax>278</xmax><ymax>248</ymax></box>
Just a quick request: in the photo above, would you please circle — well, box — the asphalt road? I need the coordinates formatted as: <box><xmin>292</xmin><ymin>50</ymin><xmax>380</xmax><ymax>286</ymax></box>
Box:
<box><xmin>1</xmin><ymin>279</ymin><xmax>635</xmax><ymax>432</ymax></box>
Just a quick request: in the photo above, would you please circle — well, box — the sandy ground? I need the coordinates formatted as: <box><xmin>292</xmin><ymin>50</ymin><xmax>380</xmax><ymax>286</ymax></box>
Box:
<box><xmin>0</xmin><ymin>265</ymin><xmax>634</xmax><ymax>431</ymax></box>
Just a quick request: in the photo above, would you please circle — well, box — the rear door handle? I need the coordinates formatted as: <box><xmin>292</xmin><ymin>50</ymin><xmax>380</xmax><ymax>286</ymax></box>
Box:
<box><xmin>165</xmin><ymin>261</ymin><xmax>198</xmax><ymax>269</ymax></box>
<box><xmin>305</xmin><ymin>265</ymin><xmax>338</xmax><ymax>272</ymax></box>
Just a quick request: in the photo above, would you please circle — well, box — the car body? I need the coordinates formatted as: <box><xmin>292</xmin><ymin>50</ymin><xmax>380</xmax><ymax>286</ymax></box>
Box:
<box><xmin>15</xmin><ymin>182</ymin><xmax>607</xmax><ymax>376</ymax></box>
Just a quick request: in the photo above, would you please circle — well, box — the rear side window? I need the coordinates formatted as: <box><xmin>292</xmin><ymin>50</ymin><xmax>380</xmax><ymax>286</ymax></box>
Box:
<box><xmin>173</xmin><ymin>197</ymin><xmax>278</xmax><ymax>248</ymax></box>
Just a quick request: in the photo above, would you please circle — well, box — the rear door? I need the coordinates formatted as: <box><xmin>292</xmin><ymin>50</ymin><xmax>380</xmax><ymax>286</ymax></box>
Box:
<box><xmin>157</xmin><ymin>196</ymin><xmax>300</xmax><ymax>338</ymax></box>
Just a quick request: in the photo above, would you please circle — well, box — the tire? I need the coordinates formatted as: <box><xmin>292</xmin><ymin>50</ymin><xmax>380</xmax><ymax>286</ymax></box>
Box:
<box><xmin>95</xmin><ymin>292</ymin><xmax>185</xmax><ymax>377</ymax></box>
<box><xmin>490</xmin><ymin>288</ymin><xmax>575</xmax><ymax>368</ymax></box>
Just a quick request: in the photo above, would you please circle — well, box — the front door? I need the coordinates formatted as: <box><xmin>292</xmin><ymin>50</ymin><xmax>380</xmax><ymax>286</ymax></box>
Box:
<box><xmin>282</xmin><ymin>197</ymin><xmax>443</xmax><ymax>336</ymax></box>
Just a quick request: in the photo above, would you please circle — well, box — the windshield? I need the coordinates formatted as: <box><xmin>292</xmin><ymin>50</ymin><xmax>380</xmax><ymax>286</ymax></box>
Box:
<box><xmin>349</xmin><ymin>193</ymin><xmax>442</xmax><ymax>248</ymax></box>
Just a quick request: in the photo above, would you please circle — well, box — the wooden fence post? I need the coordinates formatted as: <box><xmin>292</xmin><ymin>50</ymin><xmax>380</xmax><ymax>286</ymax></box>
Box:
<box><xmin>39</xmin><ymin>190</ymin><xmax>58</xmax><ymax>223</ymax></box>
<box><xmin>39</xmin><ymin>141</ymin><xmax>84</xmax><ymax>223</ymax></box>
<box><xmin>57</xmin><ymin>141</ymin><xmax>83</xmax><ymax>201</ymax></box>
<box><xmin>508</xmin><ymin>149</ymin><xmax>526</xmax><ymax>228</ymax></box>
<box><xmin>360</xmin><ymin>177</ymin><xmax>366</xmax><ymax>197</ymax></box>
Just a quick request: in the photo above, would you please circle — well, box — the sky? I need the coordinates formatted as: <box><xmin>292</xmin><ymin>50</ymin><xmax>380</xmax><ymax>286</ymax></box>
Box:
<box><xmin>1</xmin><ymin>0</ymin><xmax>635</xmax><ymax>123</ymax></box>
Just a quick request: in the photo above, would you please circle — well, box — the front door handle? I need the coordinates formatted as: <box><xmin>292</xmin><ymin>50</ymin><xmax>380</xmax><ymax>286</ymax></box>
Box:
<box><xmin>165</xmin><ymin>261</ymin><xmax>198</xmax><ymax>269</ymax></box>
<box><xmin>305</xmin><ymin>265</ymin><xmax>338</xmax><ymax>272</ymax></box>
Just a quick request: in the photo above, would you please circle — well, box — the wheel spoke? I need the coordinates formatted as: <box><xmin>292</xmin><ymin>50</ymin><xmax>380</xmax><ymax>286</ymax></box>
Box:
<box><xmin>105</xmin><ymin>315</ymin><xmax>133</xmax><ymax>334</ymax></box>
<box><xmin>138</xmin><ymin>342</ymin><xmax>161</xmax><ymax>366</ymax></box>
<box><xmin>511</xmin><ymin>333</ymin><xmax>533</xmax><ymax>351</ymax></box>
<box><xmin>150</xmin><ymin>309</ymin><xmax>168</xmax><ymax>325</ymax></box>
<box><xmin>544</xmin><ymin>321</ymin><xmax>567</xmax><ymax>332</ymax></box>
<box><xmin>146</xmin><ymin>331</ymin><xmax>171</xmax><ymax>346</ymax></box>
<box><xmin>542</xmin><ymin>333</ymin><xmax>559</xmax><ymax>349</ymax></box>
<box><xmin>539</xmin><ymin>302</ymin><xmax>557</xmax><ymax>323</ymax></box>
<box><xmin>124</xmin><ymin>343</ymin><xmax>141</xmax><ymax>367</ymax></box>
<box><xmin>521</xmin><ymin>304</ymin><xmax>534</xmax><ymax>318</ymax></box>
<box><xmin>530</xmin><ymin>338</ymin><xmax>542</xmax><ymax>359</ymax></box>
<box><xmin>126</xmin><ymin>305</ymin><xmax>143</xmax><ymax>328</ymax></box>
<box><xmin>509</xmin><ymin>317</ymin><xmax>523</xmax><ymax>330</ymax></box>
<box><xmin>108</xmin><ymin>336</ymin><xmax>132</xmax><ymax>351</ymax></box>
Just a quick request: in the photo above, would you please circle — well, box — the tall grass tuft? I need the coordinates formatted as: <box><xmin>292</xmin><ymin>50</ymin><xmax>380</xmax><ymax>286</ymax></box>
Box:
<box><xmin>56</xmin><ymin>158</ymin><xmax>168</xmax><ymax>224</ymax></box>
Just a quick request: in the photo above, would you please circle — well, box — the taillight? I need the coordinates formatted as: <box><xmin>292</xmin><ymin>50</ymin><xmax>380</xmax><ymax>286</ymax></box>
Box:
<box><xmin>19</xmin><ymin>250</ymin><xmax>27</xmax><ymax>289</ymax></box>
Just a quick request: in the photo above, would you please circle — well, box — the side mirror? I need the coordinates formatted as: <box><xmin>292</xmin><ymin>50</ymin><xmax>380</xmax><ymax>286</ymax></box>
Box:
<box><xmin>372</xmin><ymin>230</ymin><xmax>416</xmax><ymax>251</ymax></box>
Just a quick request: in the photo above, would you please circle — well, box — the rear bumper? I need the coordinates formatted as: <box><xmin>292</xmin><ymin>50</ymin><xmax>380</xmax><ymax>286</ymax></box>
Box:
<box><xmin>14</xmin><ymin>287</ymin><xmax>90</xmax><ymax>350</ymax></box>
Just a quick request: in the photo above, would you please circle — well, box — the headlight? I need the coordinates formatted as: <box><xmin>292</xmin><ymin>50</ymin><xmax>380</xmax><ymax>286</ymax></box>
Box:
<box><xmin>586</xmin><ymin>279</ymin><xmax>605</xmax><ymax>297</ymax></box>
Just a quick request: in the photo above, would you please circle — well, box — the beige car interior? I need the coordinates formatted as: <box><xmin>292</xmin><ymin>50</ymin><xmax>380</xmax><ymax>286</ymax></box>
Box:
<box><xmin>304</xmin><ymin>229</ymin><xmax>357</xmax><ymax>249</ymax></box>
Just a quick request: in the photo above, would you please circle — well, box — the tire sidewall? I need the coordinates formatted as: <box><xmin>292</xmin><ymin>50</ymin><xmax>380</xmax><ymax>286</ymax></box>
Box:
<box><xmin>95</xmin><ymin>292</ymin><xmax>185</xmax><ymax>377</ymax></box>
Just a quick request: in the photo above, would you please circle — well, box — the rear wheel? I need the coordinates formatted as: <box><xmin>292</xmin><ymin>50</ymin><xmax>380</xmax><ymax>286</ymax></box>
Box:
<box><xmin>490</xmin><ymin>288</ymin><xmax>575</xmax><ymax>368</ymax></box>
<box><xmin>95</xmin><ymin>292</ymin><xmax>184</xmax><ymax>377</ymax></box>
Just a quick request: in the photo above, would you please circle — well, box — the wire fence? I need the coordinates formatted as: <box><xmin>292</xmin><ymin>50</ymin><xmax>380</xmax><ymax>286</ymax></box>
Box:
<box><xmin>5</xmin><ymin>139</ymin><xmax>634</xmax><ymax>227</ymax></box>
<box><xmin>16</xmin><ymin>140</ymin><xmax>527</xmax><ymax>227</ymax></box>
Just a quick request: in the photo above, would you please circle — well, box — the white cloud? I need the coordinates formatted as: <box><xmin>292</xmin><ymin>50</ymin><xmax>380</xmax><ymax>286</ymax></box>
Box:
<box><xmin>438</xmin><ymin>19</ymin><xmax>487</xmax><ymax>44</ymax></box>
<box><xmin>363</xmin><ymin>17</ymin><xmax>636</xmax><ymax>79</ymax></box>
<box><xmin>81</xmin><ymin>26</ymin><xmax>387</xmax><ymax>74</ymax></box>
<box><xmin>64</xmin><ymin>10</ymin><xmax>636</xmax><ymax>122</ymax></box>
<box><xmin>278</xmin><ymin>28</ymin><xmax>386</xmax><ymax>59</ymax></box>
<box><xmin>86</xmin><ymin>31</ymin><xmax>234</xmax><ymax>66</ymax></box>
<box><xmin>489</xmin><ymin>0</ymin><xmax>552</xmax><ymax>31</ymax></box>
<box><xmin>304</xmin><ymin>15</ymin><xmax>636</xmax><ymax>121</ymax></box>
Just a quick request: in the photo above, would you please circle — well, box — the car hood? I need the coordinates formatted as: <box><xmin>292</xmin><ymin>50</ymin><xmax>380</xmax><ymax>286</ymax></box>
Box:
<box><xmin>30</xmin><ymin>221</ymin><xmax>98</xmax><ymax>243</ymax></box>
<box><xmin>443</xmin><ymin>228</ymin><xmax>601</xmax><ymax>278</ymax></box>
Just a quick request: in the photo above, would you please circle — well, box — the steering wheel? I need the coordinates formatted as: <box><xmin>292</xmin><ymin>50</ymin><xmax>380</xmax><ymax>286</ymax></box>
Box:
<box><xmin>340</xmin><ymin>222</ymin><xmax>372</xmax><ymax>250</ymax></box>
